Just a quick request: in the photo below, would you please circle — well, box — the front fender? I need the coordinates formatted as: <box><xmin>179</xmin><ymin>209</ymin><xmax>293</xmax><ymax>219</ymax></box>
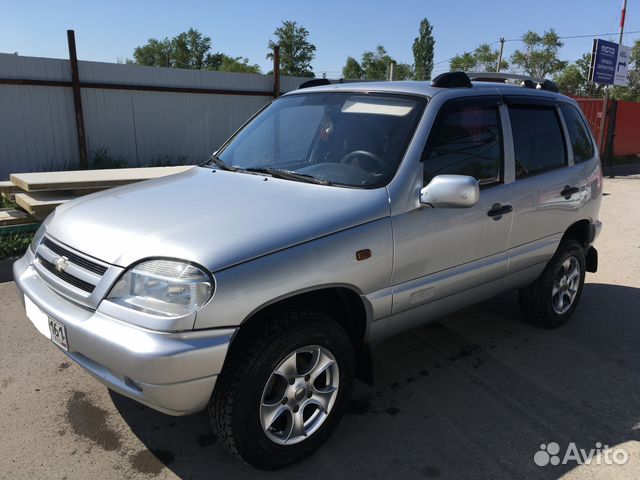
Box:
<box><xmin>194</xmin><ymin>218</ymin><xmax>393</xmax><ymax>332</ymax></box>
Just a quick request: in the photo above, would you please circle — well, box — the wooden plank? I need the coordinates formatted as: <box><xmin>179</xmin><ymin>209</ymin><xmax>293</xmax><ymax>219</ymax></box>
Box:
<box><xmin>10</xmin><ymin>166</ymin><xmax>194</xmax><ymax>192</ymax></box>
<box><xmin>0</xmin><ymin>209</ymin><xmax>34</xmax><ymax>226</ymax></box>
<box><xmin>0</xmin><ymin>181</ymin><xmax>20</xmax><ymax>194</ymax></box>
<box><xmin>14</xmin><ymin>191</ymin><xmax>77</xmax><ymax>220</ymax></box>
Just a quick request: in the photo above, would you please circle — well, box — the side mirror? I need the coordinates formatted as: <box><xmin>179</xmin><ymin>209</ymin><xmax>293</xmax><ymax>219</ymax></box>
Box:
<box><xmin>420</xmin><ymin>175</ymin><xmax>480</xmax><ymax>208</ymax></box>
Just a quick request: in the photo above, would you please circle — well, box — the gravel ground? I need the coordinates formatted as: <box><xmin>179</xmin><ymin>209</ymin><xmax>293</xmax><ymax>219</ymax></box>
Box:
<box><xmin>1</xmin><ymin>178</ymin><xmax>639</xmax><ymax>480</ymax></box>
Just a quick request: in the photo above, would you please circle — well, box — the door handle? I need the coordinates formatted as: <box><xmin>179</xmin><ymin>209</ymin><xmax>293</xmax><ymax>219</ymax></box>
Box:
<box><xmin>487</xmin><ymin>203</ymin><xmax>513</xmax><ymax>219</ymax></box>
<box><xmin>561</xmin><ymin>185</ymin><xmax>580</xmax><ymax>199</ymax></box>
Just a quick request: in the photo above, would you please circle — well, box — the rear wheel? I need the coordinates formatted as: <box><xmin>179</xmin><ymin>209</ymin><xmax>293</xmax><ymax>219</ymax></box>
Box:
<box><xmin>519</xmin><ymin>240</ymin><xmax>586</xmax><ymax>328</ymax></box>
<box><xmin>209</xmin><ymin>308</ymin><xmax>355</xmax><ymax>469</ymax></box>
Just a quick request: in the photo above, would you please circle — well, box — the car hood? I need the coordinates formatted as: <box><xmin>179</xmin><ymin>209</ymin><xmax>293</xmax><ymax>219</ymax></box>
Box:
<box><xmin>46</xmin><ymin>167</ymin><xmax>390</xmax><ymax>271</ymax></box>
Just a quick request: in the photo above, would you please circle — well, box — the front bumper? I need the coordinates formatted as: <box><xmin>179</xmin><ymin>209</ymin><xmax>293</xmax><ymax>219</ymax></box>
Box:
<box><xmin>13</xmin><ymin>254</ymin><xmax>236</xmax><ymax>416</ymax></box>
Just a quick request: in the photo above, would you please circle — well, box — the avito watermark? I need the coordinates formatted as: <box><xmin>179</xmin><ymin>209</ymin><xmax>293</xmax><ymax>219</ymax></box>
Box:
<box><xmin>534</xmin><ymin>442</ymin><xmax>629</xmax><ymax>467</ymax></box>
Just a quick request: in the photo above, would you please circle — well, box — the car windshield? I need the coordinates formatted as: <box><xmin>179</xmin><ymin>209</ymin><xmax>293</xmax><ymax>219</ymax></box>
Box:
<box><xmin>216</xmin><ymin>92</ymin><xmax>426</xmax><ymax>188</ymax></box>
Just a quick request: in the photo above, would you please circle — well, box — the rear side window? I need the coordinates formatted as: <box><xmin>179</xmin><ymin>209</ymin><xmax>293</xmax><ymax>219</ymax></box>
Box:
<box><xmin>560</xmin><ymin>104</ymin><xmax>595</xmax><ymax>163</ymax></box>
<box><xmin>423</xmin><ymin>99</ymin><xmax>502</xmax><ymax>186</ymax></box>
<box><xmin>509</xmin><ymin>106</ymin><xmax>566</xmax><ymax>177</ymax></box>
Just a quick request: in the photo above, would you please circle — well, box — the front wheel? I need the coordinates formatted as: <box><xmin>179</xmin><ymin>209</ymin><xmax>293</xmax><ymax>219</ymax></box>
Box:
<box><xmin>209</xmin><ymin>308</ymin><xmax>355</xmax><ymax>469</ymax></box>
<box><xmin>519</xmin><ymin>239</ymin><xmax>586</xmax><ymax>328</ymax></box>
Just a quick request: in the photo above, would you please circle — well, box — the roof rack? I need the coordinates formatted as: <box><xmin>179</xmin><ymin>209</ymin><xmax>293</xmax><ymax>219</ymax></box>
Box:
<box><xmin>431</xmin><ymin>71</ymin><xmax>559</xmax><ymax>93</ymax></box>
<box><xmin>431</xmin><ymin>71</ymin><xmax>472</xmax><ymax>88</ymax></box>
<box><xmin>467</xmin><ymin>72</ymin><xmax>559</xmax><ymax>93</ymax></box>
<box><xmin>298</xmin><ymin>78</ymin><xmax>333</xmax><ymax>89</ymax></box>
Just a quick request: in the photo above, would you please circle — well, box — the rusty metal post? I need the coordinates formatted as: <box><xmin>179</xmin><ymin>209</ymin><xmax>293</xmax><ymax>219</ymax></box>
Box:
<box><xmin>603</xmin><ymin>99</ymin><xmax>618</xmax><ymax>175</ymax></box>
<box><xmin>67</xmin><ymin>30</ymin><xmax>88</xmax><ymax>169</ymax></box>
<box><xmin>273</xmin><ymin>45</ymin><xmax>280</xmax><ymax>98</ymax></box>
<box><xmin>597</xmin><ymin>87</ymin><xmax>609</xmax><ymax>154</ymax></box>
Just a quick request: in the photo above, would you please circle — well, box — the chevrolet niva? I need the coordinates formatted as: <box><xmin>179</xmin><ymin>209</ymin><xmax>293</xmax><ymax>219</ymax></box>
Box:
<box><xmin>15</xmin><ymin>72</ymin><xmax>602</xmax><ymax>469</ymax></box>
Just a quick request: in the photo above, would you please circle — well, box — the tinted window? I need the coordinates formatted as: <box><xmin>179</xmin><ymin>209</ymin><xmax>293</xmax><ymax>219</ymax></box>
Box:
<box><xmin>423</xmin><ymin>100</ymin><xmax>502</xmax><ymax>186</ymax></box>
<box><xmin>560</xmin><ymin>104</ymin><xmax>595</xmax><ymax>163</ymax></box>
<box><xmin>509</xmin><ymin>106</ymin><xmax>566</xmax><ymax>177</ymax></box>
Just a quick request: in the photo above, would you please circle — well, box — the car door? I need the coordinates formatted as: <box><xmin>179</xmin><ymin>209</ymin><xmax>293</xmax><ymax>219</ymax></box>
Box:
<box><xmin>388</xmin><ymin>96</ymin><xmax>515</xmax><ymax>334</ymax></box>
<box><xmin>503</xmin><ymin>96</ymin><xmax>588</xmax><ymax>275</ymax></box>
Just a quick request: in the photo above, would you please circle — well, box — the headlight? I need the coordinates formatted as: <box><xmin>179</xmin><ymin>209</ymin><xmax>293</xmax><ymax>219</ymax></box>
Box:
<box><xmin>106</xmin><ymin>259</ymin><xmax>214</xmax><ymax>317</ymax></box>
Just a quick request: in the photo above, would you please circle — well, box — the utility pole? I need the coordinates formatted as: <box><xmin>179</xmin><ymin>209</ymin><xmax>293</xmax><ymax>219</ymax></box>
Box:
<box><xmin>389</xmin><ymin>61</ymin><xmax>397</xmax><ymax>81</ymax></box>
<box><xmin>600</xmin><ymin>0</ymin><xmax>628</xmax><ymax>165</ymax></box>
<box><xmin>618</xmin><ymin>0</ymin><xmax>627</xmax><ymax>46</ymax></box>
<box><xmin>496</xmin><ymin>37</ymin><xmax>505</xmax><ymax>72</ymax></box>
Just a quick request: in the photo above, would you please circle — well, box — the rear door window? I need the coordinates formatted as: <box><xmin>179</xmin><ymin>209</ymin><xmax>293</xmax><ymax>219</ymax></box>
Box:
<box><xmin>508</xmin><ymin>105</ymin><xmax>567</xmax><ymax>178</ymax></box>
<box><xmin>560</xmin><ymin>104</ymin><xmax>595</xmax><ymax>163</ymax></box>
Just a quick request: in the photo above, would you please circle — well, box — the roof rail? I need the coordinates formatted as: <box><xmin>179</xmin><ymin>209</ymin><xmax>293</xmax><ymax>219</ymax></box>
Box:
<box><xmin>467</xmin><ymin>72</ymin><xmax>559</xmax><ymax>93</ymax></box>
<box><xmin>431</xmin><ymin>72</ymin><xmax>472</xmax><ymax>89</ymax></box>
<box><xmin>298</xmin><ymin>78</ymin><xmax>332</xmax><ymax>89</ymax></box>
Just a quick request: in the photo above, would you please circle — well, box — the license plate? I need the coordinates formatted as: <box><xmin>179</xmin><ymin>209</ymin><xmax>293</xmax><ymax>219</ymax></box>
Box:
<box><xmin>24</xmin><ymin>295</ymin><xmax>50</xmax><ymax>338</ymax></box>
<box><xmin>48</xmin><ymin>318</ymin><xmax>69</xmax><ymax>351</ymax></box>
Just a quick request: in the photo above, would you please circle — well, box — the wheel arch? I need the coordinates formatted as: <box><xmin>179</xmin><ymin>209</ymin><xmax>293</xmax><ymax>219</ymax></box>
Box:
<box><xmin>561</xmin><ymin>219</ymin><xmax>593</xmax><ymax>248</ymax></box>
<box><xmin>231</xmin><ymin>285</ymin><xmax>373</xmax><ymax>384</ymax></box>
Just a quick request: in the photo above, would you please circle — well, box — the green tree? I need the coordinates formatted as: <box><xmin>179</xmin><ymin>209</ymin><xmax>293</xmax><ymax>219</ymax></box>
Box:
<box><xmin>510</xmin><ymin>29</ymin><xmax>567</xmax><ymax>78</ymax></box>
<box><xmin>449</xmin><ymin>43</ymin><xmax>507</xmax><ymax>72</ymax></box>
<box><xmin>217</xmin><ymin>55</ymin><xmax>261</xmax><ymax>74</ymax></box>
<box><xmin>474</xmin><ymin>43</ymin><xmax>508</xmax><ymax>72</ymax></box>
<box><xmin>132</xmin><ymin>28</ymin><xmax>261</xmax><ymax>74</ymax></box>
<box><xmin>395</xmin><ymin>62</ymin><xmax>415</xmax><ymax>80</ymax></box>
<box><xmin>267</xmin><ymin>21</ymin><xmax>316</xmax><ymax>77</ymax></box>
<box><xmin>342</xmin><ymin>56</ymin><xmax>364</xmax><ymax>79</ymax></box>
<box><xmin>449</xmin><ymin>52</ymin><xmax>476</xmax><ymax>72</ymax></box>
<box><xmin>133</xmin><ymin>37</ymin><xmax>173</xmax><ymax>67</ymax></box>
<box><xmin>342</xmin><ymin>46</ymin><xmax>411</xmax><ymax>80</ymax></box>
<box><xmin>134</xmin><ymin>29</ymin><xmax>212</xmax><ymax>68</ymax></box>
<box><xmin>361</xmin><ymin>45</ymin><xmax>393</xmax><ymax>80</ymax></box>
<box><xmin>172</xmin><ymin>28</ymin><xmax>211</xmax><ymax>69</ymax></box>
<box><xmin>554</xmin><ymin>53</ymin><xmax>603</xmax><ymax>97</ymax></box>
<box><xmin>412</xmin><ymin>18</ymin><xmax>435</xmax><ymax>80</ymax></box>
<box><xmin>204</xmin><ymin>52</ymin><xmax>260</xmax><ymax>73</ymax></box>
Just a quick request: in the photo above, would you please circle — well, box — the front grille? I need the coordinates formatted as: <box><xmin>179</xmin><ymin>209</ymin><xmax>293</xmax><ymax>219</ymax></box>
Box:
<box><xmin>37</xmin><ymin>253</ymin><xmax>96</xmax><ymax>293</ymax></box>
<box><xmin>42</xmin><ymin>238</ymin><xmax>107</xmax><ymax>275</ymax></box>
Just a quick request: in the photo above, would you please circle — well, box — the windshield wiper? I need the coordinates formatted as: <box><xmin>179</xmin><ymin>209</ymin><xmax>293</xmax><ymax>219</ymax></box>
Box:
<box><xmin>243</xmin><ymin>167</ymin><xmax>332</xmax><ymax>186</ymax></box>
<box><xmin>204</xmin><ymin>154</ymin><xmax>239</xmax><ymax>172</ymax></box>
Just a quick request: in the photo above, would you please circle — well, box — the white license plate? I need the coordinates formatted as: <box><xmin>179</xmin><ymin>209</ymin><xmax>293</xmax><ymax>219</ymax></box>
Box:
<box><xmin>24</xmin><ymin>295</ymin><xmax>69</xmax><ymax>351</ymax></box>
<box><xmin>24</xmin><ymin>295</ymin><xmax>50</xmax><ymax>338</ymax></box>
<box><xmin>48</xmin><ymin>318</ymin><xmax>69</xmax><ymax>351</ymax></box>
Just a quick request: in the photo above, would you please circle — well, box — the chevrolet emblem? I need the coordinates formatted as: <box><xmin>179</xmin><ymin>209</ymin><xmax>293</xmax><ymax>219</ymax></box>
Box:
<box><xmin>54</xmin><ymin>255</ymin><xmax>69</xmax><ymax>273</ymax></box>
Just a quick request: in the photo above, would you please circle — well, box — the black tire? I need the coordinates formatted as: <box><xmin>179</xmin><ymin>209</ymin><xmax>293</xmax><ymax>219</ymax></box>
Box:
<box><xmin>519</xmin><ymin>239</ymin><xmax>586</xmax><ymax>328</ymax></box>
<box><xmin>209</xmin><ymin>307</ymin><xmax>355</xmax><ymax>470</ymax></box>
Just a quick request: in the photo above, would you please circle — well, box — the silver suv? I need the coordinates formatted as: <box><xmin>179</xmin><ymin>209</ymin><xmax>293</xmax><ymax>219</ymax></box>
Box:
<box><xmin>14</xmin><ymin>72</ymin><xmax>602</xmax><ymax>469</ymax></box>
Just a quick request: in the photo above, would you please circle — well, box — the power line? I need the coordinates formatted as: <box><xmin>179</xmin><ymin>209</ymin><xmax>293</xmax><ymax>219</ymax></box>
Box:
<box><xmin>432</xmin><ymin>29</ymin><xmax>640</xmax><ymax>70</ymax></box>
<box><xmin>503</xmin><ymin>29</ymin><xmax>640</xmax><ymax>42</ymax></box>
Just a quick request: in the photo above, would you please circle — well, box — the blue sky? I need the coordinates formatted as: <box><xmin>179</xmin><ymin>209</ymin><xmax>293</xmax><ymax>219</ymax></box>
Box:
<box><xmin>1</xmin><ymin>0</ymin><xmax>638</xmax><ymax>77</ymax></box>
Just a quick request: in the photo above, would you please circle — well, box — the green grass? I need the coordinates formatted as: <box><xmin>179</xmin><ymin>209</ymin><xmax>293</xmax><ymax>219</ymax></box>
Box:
<box><xmin>91</xmin><ymin>146</ymin><xmax>128</xmax><ymax>169</ymax></box>
<box><xmin>0</xmin><ymin>233</ymin><xmax>33</xmax><ymax>260</ymax></box>
<box><xmin>146</xmin><ymin>154</ymin><xmax>191</xmax><ymax>167</ymax></box>
<box><xmin>1</xmin><ymin>196</ymin><xmax>17</xmax><ymax>209</ymax></box>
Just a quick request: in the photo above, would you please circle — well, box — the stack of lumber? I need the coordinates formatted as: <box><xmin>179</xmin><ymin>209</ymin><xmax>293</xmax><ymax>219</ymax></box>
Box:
<box><xmin>1</xmin><ymin>166</ymin><xmax>194</xmax><ymax>235</ymax></box>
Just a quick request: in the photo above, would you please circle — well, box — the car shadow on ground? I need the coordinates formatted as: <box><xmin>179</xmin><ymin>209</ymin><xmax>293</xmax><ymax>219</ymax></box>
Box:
<box><xmin>111</xmin><ymin>282</ymin><xmax>640</xmax><ymax>479</ymax></box>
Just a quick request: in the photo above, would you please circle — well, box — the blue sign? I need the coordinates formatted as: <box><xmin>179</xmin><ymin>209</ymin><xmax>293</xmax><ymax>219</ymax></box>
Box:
<box><xmin>590</xmin><ymin>39</ymin><xmax>619</xmax><ymax>85</ymax></box>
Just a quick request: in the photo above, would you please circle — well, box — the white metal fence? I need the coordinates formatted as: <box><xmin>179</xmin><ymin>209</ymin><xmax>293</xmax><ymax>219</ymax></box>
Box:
<box><xmin>0</xmin><ymin>53</ymin><xmax>309</xmax><ymax>180</ymax></box>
